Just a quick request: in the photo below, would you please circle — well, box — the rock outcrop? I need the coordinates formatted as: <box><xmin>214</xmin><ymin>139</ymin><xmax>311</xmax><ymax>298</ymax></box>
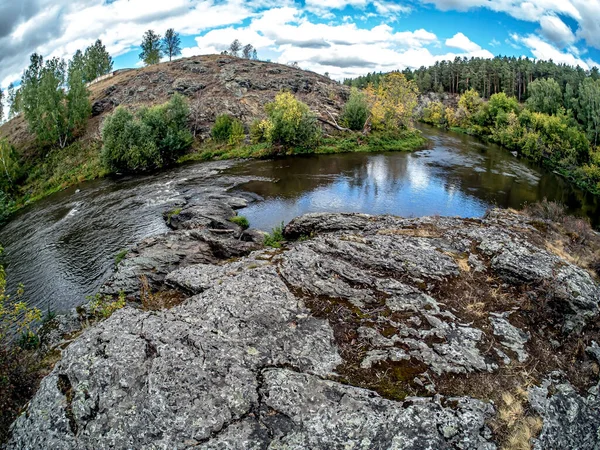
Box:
<box><xmin>6</xmin><ymin>209</ymin><xmax>600</xmax><ymax>449</ymax></box>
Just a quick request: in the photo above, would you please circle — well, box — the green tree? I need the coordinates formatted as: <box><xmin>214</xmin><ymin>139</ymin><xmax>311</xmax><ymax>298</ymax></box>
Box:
<box><xmin>229</xmin><ymin>39</ymin><xmax>242</xmax><ymax>57</ymax></box>
<box><xmin>139</xmin><ymin>30</ymin><xmax>162</xmax><ymax>66</ymax></box>
<box><xmin>162</xmin><ymin>29</ymin><xmax>181</xmax><ymax>62</ymax></box>
<box><xmin>20</xmin><ymin>53</ymin><xmax>90</xmax><ymax>147</ymax></box>
<box><xmin>82</xmin><ymin>40</ymin><xmax>113</xmax><ymax>82</ymax></box>
<box><xmin>102</xmin><ymin>94</ymin><xmax>192</xmax><ymax>173</ymax></box>
<box><xmin>242</xmin><ymin>44</ymin><xmax>254</xmax><ymax>59</ymax></box>
<box><xmin>527</xmin><ymin>78</ymin><xmax>562</xmax><ymax>115</ymax></box>
<box><xmin>263</xmin><ymin>92</ymin><xmax>321</xmax><ymax>149</ymax></box>
<box><xmin>577</xmin><ymin>78</ymin><xmax>600</xmax><ymax>146</ymax></box>
<box><xmin>7</xmin><ymin>83</ymin><xmax>19</xmax><ymax>119</ymax></box>
<box><xmin>0</xmin><ymin>89</ymin><xmax>3</xmax><ymax>124</ymax></box>
<box><xmin>341</xmin><ymin>88</ymin><xmax>369</xmax><ymax>131</ymax></box>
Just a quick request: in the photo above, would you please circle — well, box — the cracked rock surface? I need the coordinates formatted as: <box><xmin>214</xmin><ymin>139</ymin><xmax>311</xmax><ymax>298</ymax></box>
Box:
<box><xmin>7</xmin><ymin>209</ymin><xmax>600</xmax><ymax>449</ymax></box>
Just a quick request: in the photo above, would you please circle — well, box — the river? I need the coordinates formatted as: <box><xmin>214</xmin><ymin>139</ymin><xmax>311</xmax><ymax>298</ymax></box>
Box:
<box><xmin>1</xmin><ymin>125</ymin><xmax>598</xmax><ymax>312</ymax></box>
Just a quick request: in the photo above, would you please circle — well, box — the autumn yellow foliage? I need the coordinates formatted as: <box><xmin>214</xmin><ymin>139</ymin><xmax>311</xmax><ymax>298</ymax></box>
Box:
<box><xmin>365</xmin><ymin>73</ymin><xmax>419</xmax><ymax>132</ymax></box>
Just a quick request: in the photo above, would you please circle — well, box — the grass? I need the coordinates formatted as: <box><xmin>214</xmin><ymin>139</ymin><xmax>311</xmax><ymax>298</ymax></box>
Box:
<box><xmin>164</xmin><ymin>208</ymin><xmax>182</xmax><ymax>225</ymax></box>
<box><xmin>229</xmin><ymin>215</ymin><xmax>250</xmax><ymax>229</ymax></box>
<box><xmin>264</xmin><ymin>222</ymin><xmax>285</xmax><ymax>248</ymax></box>
<box><xmin>114</xmin><ymin>249</ymin><xmax>128</xmax><ymax>267</ymax></box>
<box><xmin>13</xmin><ymin>140</ymin><xmax>106</xmax><ymax>210</ymax></box>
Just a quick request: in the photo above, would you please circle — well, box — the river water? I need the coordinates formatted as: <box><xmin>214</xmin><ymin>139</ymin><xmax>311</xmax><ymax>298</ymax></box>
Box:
<box><xmin>1</xmin><ymin>125</ymin><xmax>598</xmax><ymax>312</ymax></box>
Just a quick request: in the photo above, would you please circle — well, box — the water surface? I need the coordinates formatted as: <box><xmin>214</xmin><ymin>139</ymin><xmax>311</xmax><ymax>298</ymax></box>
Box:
<box><xmin>229</xmin><ymin>125</ymin><xmax>599</xmax><ymax>231</ymax></box>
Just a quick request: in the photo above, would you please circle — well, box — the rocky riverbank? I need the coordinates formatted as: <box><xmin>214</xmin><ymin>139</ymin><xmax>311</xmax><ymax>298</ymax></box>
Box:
<box><xmin>5</xmin><ymin>203</ymin><xmax>600</xmax><ymax>449</ymax></box>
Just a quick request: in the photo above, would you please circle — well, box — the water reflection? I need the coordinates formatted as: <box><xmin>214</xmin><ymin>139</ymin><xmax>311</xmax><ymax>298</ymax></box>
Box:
<box><xmin>229</xmin><ymin>125</ymin><xmax>599</xmax><ymax>231</ymax></box>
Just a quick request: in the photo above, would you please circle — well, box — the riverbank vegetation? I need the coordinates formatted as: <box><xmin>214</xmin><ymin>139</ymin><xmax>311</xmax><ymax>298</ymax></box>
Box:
<box><xmin>345</xmin><ymin>56</ymin><xmax>600</xmax><ymax>194</ymax></box>
<box><xmin>0</xmin><ymin>246</ymin><xmax>47</xmax><ymax>443</ymax></box>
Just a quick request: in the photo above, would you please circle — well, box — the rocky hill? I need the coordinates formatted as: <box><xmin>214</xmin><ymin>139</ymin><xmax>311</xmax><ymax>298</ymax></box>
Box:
<box><xmin>0</xmin><ymin>55</ymin><xmax>349</xmax><ymax>152</ymax></box>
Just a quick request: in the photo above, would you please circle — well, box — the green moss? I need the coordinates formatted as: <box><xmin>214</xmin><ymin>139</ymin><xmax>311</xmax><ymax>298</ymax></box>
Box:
<box><xmin>229</xmin><ymin>215</ymin><xmax>250</xmax><ymax>229</ymax></box>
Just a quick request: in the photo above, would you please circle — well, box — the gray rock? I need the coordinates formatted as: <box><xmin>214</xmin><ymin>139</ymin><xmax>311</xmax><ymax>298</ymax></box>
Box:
<box><xmin>587</xmin><ymin>341</ymin><xmax>600</xmax><ymax>364</ymax></box>
<box><xmin>489</xmin><ymin>313</ymin><xmax>529</xmax><ymax>362</ymax></box>
<box><xmin>530</xmin><ymin>378</ymin><xmax>600</xmax><ymax>450</ymax></box>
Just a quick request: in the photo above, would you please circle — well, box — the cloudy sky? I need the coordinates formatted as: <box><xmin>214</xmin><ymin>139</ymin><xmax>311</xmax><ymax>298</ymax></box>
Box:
<box><xmin>1</xmin><ymin>0</ymin><xmax>599</xmax><ymax>88</ymax></box>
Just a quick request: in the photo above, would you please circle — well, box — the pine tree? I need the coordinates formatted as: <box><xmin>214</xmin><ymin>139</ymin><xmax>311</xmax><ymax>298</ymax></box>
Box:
<box><xmin>162</xmin><ymin>29</ymin><xmax>181</xmax><ymax>62</ymax></box>
<box><xmin>139</xmin><ymin>30</ymin><xmax>163</xmax><ymax>66</ymax></box>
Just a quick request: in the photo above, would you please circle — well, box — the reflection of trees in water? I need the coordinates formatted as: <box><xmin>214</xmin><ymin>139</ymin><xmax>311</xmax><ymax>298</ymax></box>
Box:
<box><xmin>233</xmin><ymin>126</ymin><xmax>599</xmax><ymax>227</ymax></box>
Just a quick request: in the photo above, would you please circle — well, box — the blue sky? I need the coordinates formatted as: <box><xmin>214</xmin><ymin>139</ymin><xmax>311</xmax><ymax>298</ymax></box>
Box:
<box><xmin>1</xmin><ymin>0</ymin><xmax>599</xmax><ymax>86</ymax></box>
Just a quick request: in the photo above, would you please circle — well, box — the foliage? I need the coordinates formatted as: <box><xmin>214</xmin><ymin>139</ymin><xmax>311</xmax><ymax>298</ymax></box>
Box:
<box><xmin>115</xmin><ymin>249</ymin><xmax>128</xmax><ymax>267</ymax></box>
<box><xmin>341</xmin><ymin>88</ymin><xmax>369</xmax><ymax>131</ymax></box>
<box><xmin>264</xmin><ymin>222</ymin><xmax>285</xmax><ymax>248</ymax></box>
<box><xmin>264</xmin><ymin>92</ymin><xmax>321</xmax><ymax>149</ymax></box>
<box><xmin>19</xmin><ymin>53</ymin><xmax>91</xmax><ymax>148</ymax></box>
<box><xmin>0</xmin><ymin>89</ymin><xmax>3</xmax><ymax>124</ymax></box>
<box><xmin>88</xmin><ymin>292</ymin><xmax>126</xmax><ymax>320</ymax></box>
<box><xmin>210</xmin><ymin>114</ymin><xmax>245</xmax><ymax>146</ymax></box>
<box><xmin>229</xmin><ymin>119</ymin><xmax>245</xmax><ymax>146</ymax></box>
<box><xmin>365</xmin><ymin>72</ymin><xmax>419</xmax><ymax>132</ymax></box>
<box><xmin>576</xmin><ymin>78</ymin><xmax>600</xmax><ymax>146</ymax></box>
<box><xmin>229</xmin><ymin>39</ymin><xmax>242</xmax><ymax>57</ymax></box>
<box><xmin>0</xmin><ymin>241</ymin><xmax>45</xmax><ymax>444</ymax></box>
<box><xmin>229</xmin><ymin>215</ymin><xmax>249</xmax><ymax>229</ymax></box>
<box><xmin>527</xmin><ymin>78</ymin><xmax>562</xmax><ymax>116</ymax></box>
<box><xmin>211</xmin><ymin>114</ymin><xmax>234</xmax><ymax>142</ymax></box>
<box><xmin>101</xmin><ymin>94</ymin><xmax>192</xmax><ymax>173</ymax></box>
<box><xmin>139</xmin><ymin>30</ymin><xmax>163</xmax><ymax>65</ymax></box>
<box><xmin>0</xmin><ymin>139</ymin><xmax>22</xmax><ymax>194</ymax></box>
<box><xmin>344</xmin><ymin>56</ymin><xmax>599</xmax><ymax>104</ymax></box>
<box><xmin>78</xmin><ymin>40</ymin><xmax>113</xmax><ymax>83</ymax></box>
<box><xmin>7</xmin><ymin>83</ymin><xmax>19</xmax><ymax>120</ymax></box>
<box><xmin>162</xmin><ymin>29</ymin><xmax>182</xmax><ymax>62</ymax></box>
<box><xmin>250</xmin><ymin>119</ymin><xmax>274</xmax><ymax>144</ymax></box>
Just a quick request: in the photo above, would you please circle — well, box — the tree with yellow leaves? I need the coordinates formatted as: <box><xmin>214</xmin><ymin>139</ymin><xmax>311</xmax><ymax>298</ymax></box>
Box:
<box><xmin>365</xmin><ymin>72</ymin><xmax>419</xmax><ymax>133</ymax></box>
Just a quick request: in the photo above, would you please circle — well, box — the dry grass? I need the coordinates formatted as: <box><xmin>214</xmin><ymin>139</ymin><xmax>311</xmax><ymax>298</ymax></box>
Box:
<box><xmin>492</xmin><ymin>389</ymin><xmax>543</xmax><ymax>450</ymax></box>
<box><xmin>139</xmin><ymin>276</ymin><xmax>187</xmax><ymax>311</ymax></box>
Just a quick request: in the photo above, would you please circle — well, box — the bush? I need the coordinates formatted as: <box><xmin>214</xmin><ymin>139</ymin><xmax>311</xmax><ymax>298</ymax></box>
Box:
<box><xmin>341</xmin><ymin>88</ymin><xmax>369</xmax><ymax>131</ymax></box>
<box><xmin>229</xmin><ymin>119</ymin><xmax>246</xmax><ymax>146</ymax></box>
<box><xmin>264</xmin><ymin>222</ymin><xmax>285</xmax><ymax>248</ymax></box>
<box><xmin>250</xmin><ymin>119</ymin><xmax>274</xmax><ymax>144</ymax></box>
<box><xmin>101</xmin><ymin>94</ymin><xmax>192</xmax><ymax>173</ymax></box>
<box><xmin>265</xmin><ymin>92</ymin><xmax>321</xmax><ymax>149</ymax></box>
<box><xmin>212</xmin><ymin>114</ymin><xmax>234</xmax><ymax>142</ymax></box>
<box><xmin>229</xmin><ymin>215</ymin><xmax>249</xmax><ymax>229</ymax></box>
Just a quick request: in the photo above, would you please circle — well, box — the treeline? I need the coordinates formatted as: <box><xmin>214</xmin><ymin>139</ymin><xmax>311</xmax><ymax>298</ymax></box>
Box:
<box><xmin>344</xmin><ymin>56</ymin><xmax>600</xmax><ymax>102</ymax></box>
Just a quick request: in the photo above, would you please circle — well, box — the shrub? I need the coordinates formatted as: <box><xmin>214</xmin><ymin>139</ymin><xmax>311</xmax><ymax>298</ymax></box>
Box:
<box><xmin>101</xmin><ymin>94</ymin><xmax>192</xmax><ymax>173</ymax></box>
<box><xmin>250</xmin><ymin>119</ymin><xmax>274</xmax><ymax>144</ymax></box>
<box><xmin>0</xmin><ymin>246</ymin><xmax>42</xmax><ymax>443</ymax></box>
<box><xmin>230</xmin><ymin>215</ymin><xmax>249</xmax><ymax>229</ymax></box>
<box><xmin>212</xmin><ymin>114</ymin><xmax>234</xmax><ymax>142</ymax></box>
<box><xmin>88</xmin><ymin>292</ymin><xmax>126</xmax><ymax>319</ymax></box>
<box><xmin>264</xmin><ymin>222</ymin><xmax>285</xmax><ymax>248</ymax></box>
<box><xmin>341</xmin><ymin>88</ymin><xmax>369</xmax><ymax>131</ymax></box>
<box><xmin>523</xmin><ymin>199</ymin><xmax>566</xmax><ymax>223</ymax></box>
<box><xmin>229</xmin><ymin>119</ymin><xmax>246</xmax><ymax>146</ymax></box>
<box><xmin>264</xmin><ymin>92</ymin><xmax>321</xmax><ymax>149</ymax></box>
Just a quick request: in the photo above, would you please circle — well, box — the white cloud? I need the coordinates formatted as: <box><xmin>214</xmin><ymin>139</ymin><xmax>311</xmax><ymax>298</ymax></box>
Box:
<box><xmin>445</xmin><ymin>32</ymin><xmax>481</xmax><ymax>52</ymax></box>
<box><xmin>421</xmin><ymin>0</ymin><xmax>600</xmax><ymax>51</ymax></box>
<box><xmin>181</xmin><ymin>7</ymin><xmax>493</xmax><ymax>80</ymax></box>
<box><xmin>539</xmin><ymin>14</ymin><xmax>576</xmax><ymax>46</ymax></box>
<box><xmin>514</xmin><ymin>33</ymin><xmax>599</xmax><ymax>70</ymax></box>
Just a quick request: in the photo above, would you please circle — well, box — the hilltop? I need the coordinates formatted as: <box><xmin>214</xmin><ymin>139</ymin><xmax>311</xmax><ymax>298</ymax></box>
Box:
<box><xmin>0</xmin><ymin>55</ymin><xmax>349</xmax><ymax>154</ymax></box>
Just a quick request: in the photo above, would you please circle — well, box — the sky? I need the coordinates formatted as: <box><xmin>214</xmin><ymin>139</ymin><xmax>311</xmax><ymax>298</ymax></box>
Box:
<box><xmin>1</xmin><ymin>0</ymin><xmax>600</xmax><ymax>89</ymax></box>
